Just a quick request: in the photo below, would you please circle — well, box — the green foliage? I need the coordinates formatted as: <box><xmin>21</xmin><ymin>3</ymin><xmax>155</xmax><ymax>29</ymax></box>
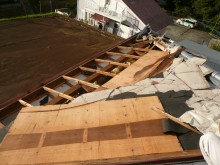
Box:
<box><xmin>0</xmin><ymin>12</ymin><xmax>56</xmax><ymax>22</ymax></box>
<box><xmin>161</xmin><ymin>0</ymin><xmax>220</xmax><ymax>31</ymax></box>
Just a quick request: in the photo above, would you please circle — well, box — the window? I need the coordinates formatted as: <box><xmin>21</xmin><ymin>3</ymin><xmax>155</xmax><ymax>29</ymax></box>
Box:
<box><xmin>105</xmin><ymin>0</ymin><xmax>110</xmax><ymax>5</ymax></box>
<box><xmin>85</xmin><ymin>12</ymin><xmax>88</xmax><ymax>20</ymax></box>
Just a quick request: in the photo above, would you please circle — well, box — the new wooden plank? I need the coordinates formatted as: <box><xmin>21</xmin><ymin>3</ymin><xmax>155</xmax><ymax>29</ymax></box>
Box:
<box><xmin>43</xmin><ymin>86</ymin><xmax>74</xmax><ymax>100</ymax></box>
<box><xmin>106</xmin><ymin>52</ymin><xmax>140</xmax><ymax>59</ymax></box>
<box><xmin>63</xmin><ymin>76</ymin><xmax>100</xmax><ymax>89</ymax></box>
<box><xmin>102</xmin><ymin>50</ymin><xmax>169</xmax><ymax>89</ymax></box>
<box><xmin>80</xmin><ymin>67</ymin><xmax>116</xmax><ymax>77</ymax></box>
<box><xmin>95</xmin><ymin>59</ymin><xmax>129</xmax><ymax>67</ymax></box>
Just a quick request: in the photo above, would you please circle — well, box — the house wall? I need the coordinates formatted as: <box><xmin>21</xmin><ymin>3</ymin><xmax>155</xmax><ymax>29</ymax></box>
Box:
<box><xmin>77</xmin><ymin>0</ymin><xmax>146</xmax><ymax>38</ymax></box>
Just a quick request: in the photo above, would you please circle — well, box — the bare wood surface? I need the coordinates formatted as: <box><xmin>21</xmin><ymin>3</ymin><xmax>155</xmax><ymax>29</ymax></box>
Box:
<box><xmin>0</xmin><ymin>122</ymin><xmax>4</xmax><ymax>129</ymax></box>
<box><xmin>95</xmin><ymin>59</ymin><xmax>129</xmax><ymax>67</ymax></box>
<box><xmin>63</xmin><ymin>76</ymin><xmax>100</xmax><ymax>89</ymax></box>
<box><xmin>80</xmin><ymin>67</ymin><xmax>116</xmax><ymax>77</ymax></box>
<box><xmin>18</xmin><ymin>99</ymin><xmax>33</xmax><ymax>107</ymax></box>
<box><xmin>43</xmin><ymin>86</ymin><xmax>74</xmax><ymax>100</ymax></box>
<box><xmin>106</xmin><ymin>52</ymin><xmax>140</xmax><ymax>59</ymax></box>
<box><xmin>151</xmin><ymin>106</ymin><xmax>202</xmax><ymax>135</ymax></box>
<box><xmin>103</xmin><ymin>50</ymin><xmax>169</xmax><ymax>89</ymax></box>
<box><xmin>117</xmin><ymin>46</ymin><xmax>148</xmax><ymax>52</ymax></box>
<box><xmin>0</xmin><ymin>97</ymin><xmax>183</xmax><ymax>164</ymax></box>
<box><xmin>46</xmin><ymin>56</ymin><xmax>127</xmax><ymax>105</ymax></box>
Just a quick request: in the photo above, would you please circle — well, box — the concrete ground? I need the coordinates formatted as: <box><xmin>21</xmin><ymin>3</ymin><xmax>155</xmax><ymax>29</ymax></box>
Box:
<box><xmin>164</xmin><ymin>24</ymin><xmax>213</xmax><ymax>45</ymax></box>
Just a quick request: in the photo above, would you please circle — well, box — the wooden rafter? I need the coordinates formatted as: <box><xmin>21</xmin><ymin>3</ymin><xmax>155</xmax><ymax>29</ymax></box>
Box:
<box><xmin>117</xmin><ymin>46</ymin><xmax>148</xmax><ymax>52</ymax></box>
<box><xmin>43</xmin><ymin>86</ymin><xmax>74</xmax><ymax>100</ymax></box>
<box><xmin>80</xmin><ymin>67</ymin><xmax>116</xmax><ymax>77</ymax></box>
<box><xmin>0</xmin><ymin>122</ymin><xmax>4</xmax><ymax>129</ymax></box>
<box><xmin>18</xmin><ymin>99</ymin><xmax>33</xmax><ymax>107</ymax></box>
<box><xmin>63</xmin><ymin>76</ymin><xmax>100</xmax><ymax>89</ymax></box>
<box><xmin>95</xmin><ymin>59</ymin><xmax>129</xmax><ymax>67</ymax></box>
<box><xmin>46</xmin><ymin>56</ymin><xmax>128</xmax><ymax>105</ymax></box>
<box><xmin>106</xmin><ymin>52</ymin><xmax>140</xmax><ymax>59</ymax></box>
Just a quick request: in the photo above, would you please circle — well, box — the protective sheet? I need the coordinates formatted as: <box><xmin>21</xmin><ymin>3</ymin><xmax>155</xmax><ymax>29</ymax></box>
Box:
<box><xmin>162</xmin><ymin>119</ymin><xmax>189</xmax><ymax>134</ymax></box>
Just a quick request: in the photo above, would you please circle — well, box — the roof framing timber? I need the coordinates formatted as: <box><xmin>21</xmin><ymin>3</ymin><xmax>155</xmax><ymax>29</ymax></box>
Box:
<box><xmin>95</xmin><ymin>59</ymin><xmax>129</xmax><ymax>67</ymax></box>
<box><xmin>63</xmin><ymin>76</ymin><xmax>100</xmax><ymax>89</ymax></box>
<box><xmin>117</xmin><ymin>45</ymin><xmax>149</xmax><ymax>52</ymax></box>
<box><xmin>43</xmin><ymin>86</ymin><xmax>74</xmax><ymax>100</ymax></box>
<box><xmin>18</xmin><ymin>99</ymin><xmax>33</xmax><ymax>107</ymax></box>
<box><xmin>80</xmin><ymin>67</ymin><xmax>116</xmax><ymax>77</ymax></box>
<box><xmin>106</xmin><ymin>52</ymin><xmax>140</xmax><ymax>59</ymax></box>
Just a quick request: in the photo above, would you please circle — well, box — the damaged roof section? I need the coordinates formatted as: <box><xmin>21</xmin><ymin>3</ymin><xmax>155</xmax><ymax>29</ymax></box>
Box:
<box><xmin>1</xmin><ymin>26</ymin><xmax>219</xmax><ymax>164</ymax></box>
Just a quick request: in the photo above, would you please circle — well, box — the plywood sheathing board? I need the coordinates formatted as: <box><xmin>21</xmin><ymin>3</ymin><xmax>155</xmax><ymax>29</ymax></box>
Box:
<box><xmin>102</xmin><ymin>49</ymin><xmax>181</xmax><ymax>89</ymax></box>
<box><xmin>0</xmin><ymin>96</ymin><xmax>182</xmax><ymax>164</ymax></box>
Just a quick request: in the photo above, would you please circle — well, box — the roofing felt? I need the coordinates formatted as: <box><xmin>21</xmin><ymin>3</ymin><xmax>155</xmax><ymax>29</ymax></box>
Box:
<box><xmin>122</xmin><ymin>0</ymin><xmax>173</xmax><ymax>31</ymax></box>
<box><xmin>178</xmin><ymin>39</ymin><xmax>220</xmax><ymax>72</ymax></box>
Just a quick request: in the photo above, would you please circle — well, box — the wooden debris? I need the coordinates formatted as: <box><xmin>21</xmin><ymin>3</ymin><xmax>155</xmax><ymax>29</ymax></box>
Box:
<box><xmin>151</xmin><ymin>106</ymin><xmax>202</xmax><ymax>135</ymax></box>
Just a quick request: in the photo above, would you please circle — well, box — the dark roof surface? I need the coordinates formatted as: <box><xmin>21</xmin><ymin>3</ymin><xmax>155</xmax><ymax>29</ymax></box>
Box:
<box><xmin>122</xmin><ymin>0</ymin><xmax>172</xmax><ymax>31</ymax></box>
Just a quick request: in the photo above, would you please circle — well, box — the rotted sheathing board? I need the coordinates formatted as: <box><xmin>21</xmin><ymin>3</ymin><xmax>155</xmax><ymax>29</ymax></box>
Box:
<box><xmin>0</xmin><ymin>96</ymin><xmax>182</xmax><ymax>164</ymax></box>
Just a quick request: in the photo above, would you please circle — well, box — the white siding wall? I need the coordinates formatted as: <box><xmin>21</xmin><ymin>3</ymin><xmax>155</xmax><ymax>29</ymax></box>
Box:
<box><xmin>77</xmin><ymin>0</ymin><xmax>146</xmax><ymax>38</ymax></box>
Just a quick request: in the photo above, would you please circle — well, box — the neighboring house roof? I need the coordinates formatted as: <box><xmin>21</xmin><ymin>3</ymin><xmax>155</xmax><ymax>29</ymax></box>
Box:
<box><xmin>122</xmin><ymin>0</ymin><xmax>172</xmax><ymax>31</ymax></box>
<box><xmin>179</xmin><ymin>39</ymin><xmax>220</xmax><ymax>72</ymax></box>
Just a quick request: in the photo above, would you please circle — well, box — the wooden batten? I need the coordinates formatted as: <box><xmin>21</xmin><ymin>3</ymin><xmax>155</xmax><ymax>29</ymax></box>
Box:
<box><xmin>0</xmin><ymin>122</ymin><xmax>4</xmax><ymax>129</ymax></box>
<box><xmin>43</xmin><ymin>86</ymin><xmax>74</xmax><ymax>100</ymax></box>
<box><xmin>106</xmin><ymin>52</ymin><xmax>140</xmax><ymax>59</ymax></box>
<box><xmin>80</xmin><ymin>67</ymin><xmax>116</xmax><ymax>77</ymax></box>
<box><xmin>63</xmin><ymin>76</ymin><xmax>100</xmax><ymax>89</ymax></box>
<box><xmin>117</xmin><ymin>46</ymin><xmax>148</xmax><ymax>52</ymax></box>
<box><xmin>18</xmin><ymin>99</ymin><xmax>33</xmax><ymax>107</ymax></box>
<box><xmin>95</xmin><ymin>59</ymin><xmax>129</xmax><ymax>67</ymax></box>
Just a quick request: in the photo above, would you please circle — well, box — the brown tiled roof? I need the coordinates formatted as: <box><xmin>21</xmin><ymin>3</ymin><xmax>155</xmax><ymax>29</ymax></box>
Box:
<box><xmin>123</xmin><ymin>0</ymin><xmax>172</xmax><ymax>31</ymax></box>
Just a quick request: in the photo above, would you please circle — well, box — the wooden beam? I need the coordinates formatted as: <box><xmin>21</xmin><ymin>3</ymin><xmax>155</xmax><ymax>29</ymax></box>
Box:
<box><xmin>18</xmin><ymin>99</ymin><xmax>33</xmax><ymax>107</ymax></box>
<box><xmin>117</xmin><ymin>45</ymin><xmax>148</xmax><ymax>52</ymax></box>
<box><xmin>46</xmin><ymin>56</ymin><xmax>129</xmax><ymax>105</ymax></box>
<box><xmin>106</xmin><ymin>52</ymin><xmax>140</xmax><ymax>59</ymax></box>
<box><xmin>0</xmin><ymin>122</ymin><xmax>4</xmax><ymax>129</ymax></box>
<box><xmin>80</xmin><ymin>67</ymin><xmax>116</xmax><ymax>77</ymax></box>
<box><xmin>63</xmin><ymin>76</ymin><xmax>100</xmax><ymax>89</ymax></box>
<box><xmin>95</xmin><ymin>59</ymin><xmax>129</xmax><ymax>67</ymax></box>
<box><xmin>43</xmin><ymin>86</ymin><xmax>74</xmax><ymax>100</ymax></box>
